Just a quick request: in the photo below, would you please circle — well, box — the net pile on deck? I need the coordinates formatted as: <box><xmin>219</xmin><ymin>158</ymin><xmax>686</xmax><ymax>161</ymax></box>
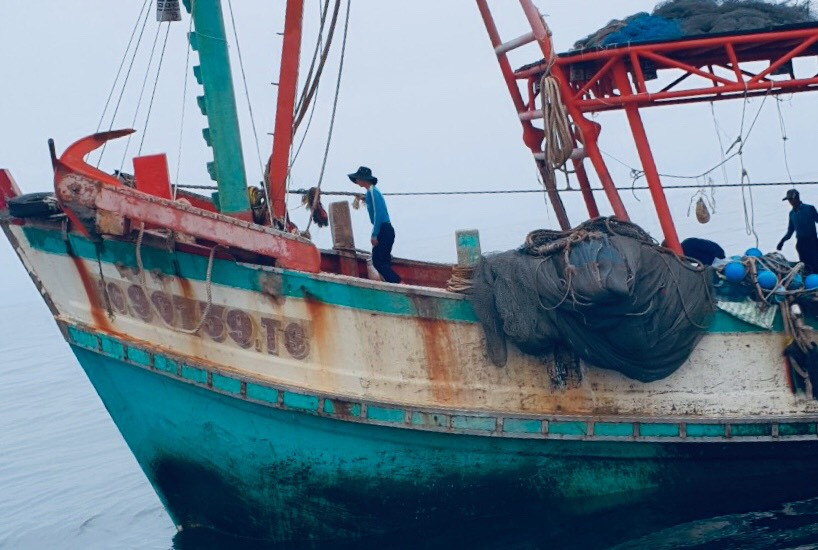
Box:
<box><xmin>470</xmin><ymin>218</ymin><xmax>716</xmax><ymax>382</ymax></box>
<box><xmin>573</xmin><ymin>0</ymin><xmax>814</xmax><ymax>50</ymax></box>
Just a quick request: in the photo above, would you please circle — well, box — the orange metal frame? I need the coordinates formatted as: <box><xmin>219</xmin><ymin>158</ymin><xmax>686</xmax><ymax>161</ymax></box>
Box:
<box><xmin>479</xmin><ymin>0</ymin><xmax>818</xmax><ymax>254</ymax></box>
<box><xmin>268</xmin><ymin>0</ymin><xmax>305</xmax><ymax>223</ymax></box>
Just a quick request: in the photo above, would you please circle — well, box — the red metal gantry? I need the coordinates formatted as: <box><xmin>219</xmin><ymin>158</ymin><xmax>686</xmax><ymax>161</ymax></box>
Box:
<box><xmin>479</xmin><ymin>1</ymin><xmax>818</xmax><ymax>254</ymax></box>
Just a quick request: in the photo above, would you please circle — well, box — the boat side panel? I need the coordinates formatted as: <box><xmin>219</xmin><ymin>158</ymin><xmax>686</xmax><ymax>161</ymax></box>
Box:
<box><xmin>8</xmin><ymin>223</ymin><xmax>816</xmax><ymax>417</ymax></box>
<box><xmin>73</xmin><ymin>345</ymin><xmax>818</xmax><ymax>541</ymax></box>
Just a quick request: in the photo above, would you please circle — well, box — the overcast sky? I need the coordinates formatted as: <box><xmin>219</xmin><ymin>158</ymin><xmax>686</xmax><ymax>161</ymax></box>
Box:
<box><xmin>3</xmin><ymin>1</ymin><xmax>818</xmax><ymax>300</ymax></box>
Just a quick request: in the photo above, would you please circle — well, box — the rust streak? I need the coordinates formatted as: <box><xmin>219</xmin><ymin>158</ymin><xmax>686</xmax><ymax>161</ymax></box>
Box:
<box><xmin>304</xmin><ymin>295</ymin><xmax>332</xmax><ymax>364</ymax></box>
<box><xmin>69</xmin><ymin>255</ymin><xmax>114</xmax><ymax>333</ymax></box>
<box><xmin>418</xmin><ymin>318</ymin><xmax>457</xmax><ymax>404</ymax></box>
<box><xmin>177</xmin><ymin>275</ymin><xmax>205</xmax><ymax>358</ymax></box>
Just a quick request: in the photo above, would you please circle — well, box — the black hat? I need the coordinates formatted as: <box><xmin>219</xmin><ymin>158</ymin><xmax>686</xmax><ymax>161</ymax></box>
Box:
<box><xmin>348</xmin><ymin>166</ymin><xmax>378</xmax><ymax>185</ymax></box>
<box><xmin>783</xmin><ymin>189</ymin><xmax>800</xmax><ymax>201</ymax></box>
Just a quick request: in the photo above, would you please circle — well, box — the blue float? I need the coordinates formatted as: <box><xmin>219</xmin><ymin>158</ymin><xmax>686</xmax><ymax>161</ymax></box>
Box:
<box><xmin>723</xmin><ymin>262</ymin><xmax>746</xmax><ymax>282</ymax></box>
<box><xmin>745</xmin><ymin>248</ymin><xmax>763</xmax><ymax>258</ymax></box>
<box><xmin>790</xmin><ymin>274</ymin><xmax>804</xmax><ymax>290</ymax></box>
<box><xmin>806</xmin><ymin>274</ymin><xmax>818</xmax><ymax>290</ymax></box>
<box><xmin>757</xmin><ymin>270</ymin><xmax>778</xmax><ymax>290</ymax></box>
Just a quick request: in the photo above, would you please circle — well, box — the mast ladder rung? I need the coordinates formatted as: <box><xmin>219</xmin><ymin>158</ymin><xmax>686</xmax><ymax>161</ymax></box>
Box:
<box><xmin>532</xmin><ymin>148</ymin><xmax>585</xmax><ymax>162</ymax></box>
<box><xmin>494</xmin><ymin>31</ymin><xmax>536</xmax><ymax>55</ymax></box>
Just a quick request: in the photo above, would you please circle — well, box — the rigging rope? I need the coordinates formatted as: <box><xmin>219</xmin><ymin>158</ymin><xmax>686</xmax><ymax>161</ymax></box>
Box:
<box><xmin>282</xmin><ymin>0</ymin><xmax>330</xmax><ymax>230</ymax></box>
<box><xmin>97</xmin><ymin>0</ymin><xmax>154</xmax><ymax>167</ymax></box>
<box><xmin>294</xmin><ymin>0</ymin><xmax>331</xmax><ymax>119</ymax></box>
<box><xmin>119</xmin><ymin>17</ymin><xmax>167</xmax><ymax>173</ymax></box>
<box><xmin>776</xmin><ymin>96</ymin><xmax>795</xmax><ymax>183</ymax></box>
<box><xmin>95</xmin><ymin>0</ymin><xmax>151</xmax><ymax>135</ymax></box>
<box><xmin>226</xmin><ymin>0</ymin><xmax>274</xmax><ymax>225</ymax></box>
<box><xmin>293</xmin><ymin>0</ymin><xmax>342</xmax><ymax>133</ymax></box>
<box><xmin>174</xmin><ymin>179</ymin><xmax>818</xmax><ymax>194</ymax></box>
<box><xmin>226</xmin><ymin>0</ymin><xmax>265</xmax><ymax>181</ymax></box>
<box><xmin>289</xmin><ymin>0</ymin><xmax>328</xmax><ymax>169</ymax></box>
<box><xmin>138</xmin><ymin>22</ymin><xmax>173</xmax><ymax>156</ymax></box>
<box><xmin>305</xmin><ymin>0</ymin><xmax>351</xmax><ymax>234</ymax></box>
<box><xmin>173</xmin><ymin>11</ymin><xmax>195</xmax><ymax>201</ymax></box>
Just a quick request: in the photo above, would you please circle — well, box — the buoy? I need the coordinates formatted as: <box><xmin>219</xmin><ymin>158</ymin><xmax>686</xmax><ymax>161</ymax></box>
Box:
<box><xmin>806</xmin><ymin>274</ymin><xmax>818</xmax><ymax>290</ymax></box>
<box><xmin>745</xmin><ymin>248</ymin><xmax>763</xmax><ymax>258</ymax></box>
<box><xmin>757</xmin><ymin>270</ymin><xmax>778</xmax><ymax>290</ymax></box>
<box><xmin>790</xmin><ymin>274</ymin><xmax>804</xmax><ymax>290</ymax></box>
<box><xmin>774</xmin><ymin>286</ymin><xmax>788</xmax><ymax>303</ymax></box>
<box><xmin>723</xmin><ymin>262</ymin><xmax>746</xmax><ymax>282</ymax></box>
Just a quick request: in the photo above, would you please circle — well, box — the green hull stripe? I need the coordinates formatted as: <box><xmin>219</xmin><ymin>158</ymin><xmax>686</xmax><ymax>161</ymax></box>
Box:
<box><xmin>22</xmin><ymin>226</ymin><xmax>476</xmax><ymax>323</ymax></box>
<box><xmin>22</xmin><ymin>225</ymin><xmax>780</xmax><ymax>332</ymax></box>
<box><xmin>65</xmin><ymin>323</ymin><xmax>818</xmax><ymax>443</ymax></box>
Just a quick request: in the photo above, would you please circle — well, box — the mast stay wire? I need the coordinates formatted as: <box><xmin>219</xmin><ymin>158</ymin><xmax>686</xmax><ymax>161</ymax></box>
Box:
<box><xmin>226</xmin><ymin>0</ymin><xmax>266</xmax><ymax>183</ymax></box>
<box><xmin>289</xmin><ymin>0</ymin><xmax>328</xmax><ymax>170</ymax></box>
<box><xmin>599</xmin><ymin>89</ymin><xmax>769</xmax><ymax>184</ymax></box>
<box><xmin>95</xmin><ymin>0</ymin><xmax>151</xmax><ymax>135</ymax></box>
<box><xmin>174</xmin><ymin>179</ymin><xmax>818</xmax><ymax>194</ymax></box>
<box><xmin>96</xmin><ymin>1</ymin><xmax>154</xmax><ymax>168</ymax></box>
<box><xmin>119</xmin><ymin>17</ymin><xmax>167</xmax><ymax>173</ymax></box>
<box><xmin>596</xmin><ymin>89</ymin><xmax>777</xmax><ymax>246</ymax></box>
<box><xmin>776</xmin><ymin>95</ymin><xmax>795</xmax><ymax>184</ymax></box>
<box><xmin>293</xmin><ymin>0</ymin><xmax>342</xmax><ymax>133</ymax></box>
<box><xmin>294</xmin><ymin>0</ymin><xmax>332</xmax><ymax>120</ymax></box>
<box><xmin>284</xmin><ymin>0</ymin><xmax>330</xmax><ymax>228</ymax></box>
<box><xmin>226</xmin><ymin>0</ymin><xmax>275</xmax><ymax>225</ymax></box>
<box><xmin>173</xmin><ymin>9</ymin><xmax>196</xmax><ymax>201</ymax></box>
<box><xmin>305</xmin><ymin>0</ymin><xmax>351</xmax><ymax>234</ymax></box>
<box><xmin>138</xmin><ymin>22</ymin><xmax>173</xmax><ymax>156</ymax></box>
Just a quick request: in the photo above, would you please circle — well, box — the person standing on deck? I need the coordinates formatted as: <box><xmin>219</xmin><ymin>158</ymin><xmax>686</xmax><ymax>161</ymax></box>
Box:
<box><xmin>777</xmin><ymin>189</ymin><xmax>818</xmax><ymax>273</ymax></box>
<box><xmin>348</xmin><ymin>166</ymin><xmax>402</xmax><ymax>284</ymax></box>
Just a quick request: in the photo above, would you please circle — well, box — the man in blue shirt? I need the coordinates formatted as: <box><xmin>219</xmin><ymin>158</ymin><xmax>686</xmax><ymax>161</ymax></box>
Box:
<box><xmin>348</xmin><ymin>166</ymin><xmax>401</xmax><ymax>283</ymax></box>
<box><xmin>777</xmin><ymin>189</ymin><xmax>818</xmax><ymax>273</ymax></box>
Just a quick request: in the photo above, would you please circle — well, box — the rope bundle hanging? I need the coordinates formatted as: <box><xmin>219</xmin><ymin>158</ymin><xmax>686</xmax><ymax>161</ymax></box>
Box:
<box><xmin>539</xmin><ymin>72</ymin><xmax>574</xmax><ymax>174</ymax></box>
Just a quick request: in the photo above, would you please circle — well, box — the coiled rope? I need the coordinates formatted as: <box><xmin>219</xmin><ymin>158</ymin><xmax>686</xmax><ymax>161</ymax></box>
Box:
<box><xmin>539</xmin><ymin>72</ymin><xmax>574</xmax><ymax>173</ymax></box>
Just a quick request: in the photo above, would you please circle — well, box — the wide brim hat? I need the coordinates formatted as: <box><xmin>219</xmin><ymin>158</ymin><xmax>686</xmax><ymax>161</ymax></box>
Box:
<box><xmin>348</xmin><ymin>166</ymin><xmax>378</xmax><ymax>184</ymax></box>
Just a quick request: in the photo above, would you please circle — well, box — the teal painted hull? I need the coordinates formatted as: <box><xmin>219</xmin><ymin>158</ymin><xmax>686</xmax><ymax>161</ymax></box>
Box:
<box><xmin>73</xmin><ymin>345</ymin><xmax>818</xmax><ymax>542</ymax></box>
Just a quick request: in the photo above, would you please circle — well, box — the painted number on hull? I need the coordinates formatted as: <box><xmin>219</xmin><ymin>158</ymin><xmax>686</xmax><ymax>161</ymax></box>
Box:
<box><xmin>94</xmin><ymin>278</ymin><xmax>311</xmax><ymax>360</ymax></box>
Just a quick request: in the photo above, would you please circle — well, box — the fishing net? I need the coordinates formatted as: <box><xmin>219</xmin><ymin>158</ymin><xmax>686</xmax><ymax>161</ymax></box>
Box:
<box><xmin>574</xmin><ymin>0</ymin><xmax>814</xmax><ymax>49</ymax></box>
<box><xmin>469</xmin><ymin>218</ymin><xmax>716</xmax><ymax>382</ymax></box>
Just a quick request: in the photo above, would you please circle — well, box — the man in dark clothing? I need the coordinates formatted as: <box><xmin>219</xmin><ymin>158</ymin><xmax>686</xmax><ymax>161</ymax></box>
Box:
<box><xmin>348</xmin><ymin>166</ymin><xmax>402</xmax><ymax>284</ymax></box>
<box><xmin>777</xmin><ymin>189</ymin><xmax>818</xmax><ymax>273</ymax></box>
<box><xmin>680</xmin><ymin>238</ymin><xmax>725</xmax><ymax>266</ymax></box>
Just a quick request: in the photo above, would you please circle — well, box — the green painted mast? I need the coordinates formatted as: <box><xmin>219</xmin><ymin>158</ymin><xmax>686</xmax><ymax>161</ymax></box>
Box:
<box><xmin>182</xmin><ymin>0</ymin><xmax>250</xmax><ymax>217</ymax></box>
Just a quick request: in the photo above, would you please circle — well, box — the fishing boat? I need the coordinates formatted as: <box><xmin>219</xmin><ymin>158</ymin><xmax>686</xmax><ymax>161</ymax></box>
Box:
<box><xmin>5</xmin><ymin>0</ymin><xmax>818</xmax><ymax>542</ymax></box>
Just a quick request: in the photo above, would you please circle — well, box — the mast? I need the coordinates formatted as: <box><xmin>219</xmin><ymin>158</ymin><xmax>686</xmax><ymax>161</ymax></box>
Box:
<box><xmin>183</xmin><ymin>0</ymin><xmax>250</xmax><ymax>219</ymax></box>
<box><xmin>268</xmin><ymin>0</ymin><xmax>305</xmax><ymax>224</ymax></box>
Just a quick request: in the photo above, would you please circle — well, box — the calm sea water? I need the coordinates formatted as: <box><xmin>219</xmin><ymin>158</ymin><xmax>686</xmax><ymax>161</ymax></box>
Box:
<box><xmin>3</xmin><ymin>221</ymin><xmax>818</xmax><ymax>549</ymax></box>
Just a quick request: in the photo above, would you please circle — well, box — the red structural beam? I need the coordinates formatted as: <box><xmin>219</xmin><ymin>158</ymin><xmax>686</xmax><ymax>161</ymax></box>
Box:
<box><xmin>268</xmin><ymin>0</ymin><xmax>305</xmax><ymax>222</ymax></box>
<box><xmin>515</xmin><ymin>27</ymin><xmax>818</xmax><ymax>115</ymax></box>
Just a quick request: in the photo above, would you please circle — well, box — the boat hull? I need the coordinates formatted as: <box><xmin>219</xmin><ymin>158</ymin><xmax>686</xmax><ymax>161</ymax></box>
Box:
<box><xmin>7</xmin><ymin>217</ymin><xmax>818</xmax><ymax>541</ymax></box>
<box><xmin>74</xmin><ymin>343</ymin><xmax>818</xmax><ymax>541</ymax></box>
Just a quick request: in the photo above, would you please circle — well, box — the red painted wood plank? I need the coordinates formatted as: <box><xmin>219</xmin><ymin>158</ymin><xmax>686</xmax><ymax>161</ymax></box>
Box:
<box><xmin>133</xmin><ymin>154</ymin><xmax>172</xmax><ymax>199</ymax></box>
<box><xmin>94</xmin><ymin>183</ymin><xmax>321</xmax><ymax>273</ymax></box>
